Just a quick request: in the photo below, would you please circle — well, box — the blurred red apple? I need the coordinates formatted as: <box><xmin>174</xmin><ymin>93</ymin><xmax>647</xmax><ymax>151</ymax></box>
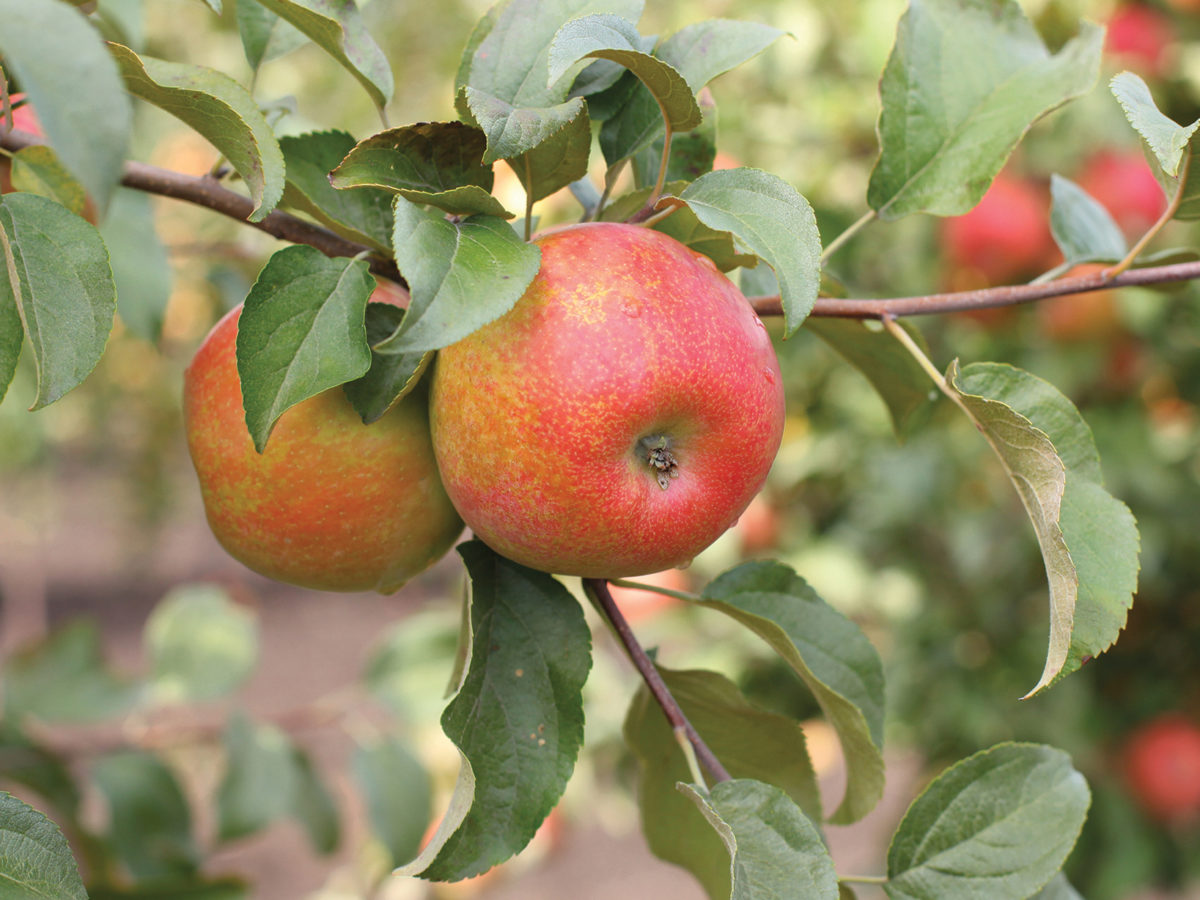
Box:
<box><xmin>1036</xmin><ymin>263</ymin><xmax>1123</xmax><ymax>342</ymax></box>
<box><xmin>1</xmin><ymin>93</ymin><xmax>42</xmax><ymax>194</ymax></box>
<box><xmin>607</xmin><ymin>568</ymin><xmax>690</xmax><ymax>623</ymax></box>
<box><xmin>1123</xmin><ymin>714</ymin><xmax>1200</xmax><ymax>823</ymax></box>
<box><xmin>1076</xmin><ymin>149</ymin><xmax>1166</xmax><ymax>238</ymax></box>
<box><xmin>1105</xmin><ymin>3</ymin><xmax>1175</xmax><ymax>78</ymax></box>
<box><xmin>940</xmin><ymin>172</ymin><xmax>1056</xmax><ymax>288</ymax></box>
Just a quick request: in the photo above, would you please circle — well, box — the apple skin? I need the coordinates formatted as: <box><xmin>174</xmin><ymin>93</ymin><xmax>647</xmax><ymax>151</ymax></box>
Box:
<box><xmin>1123</xmin><ymin>714</ymin><xmax>1200</xmax><ymax>823</ymax></box>
<box><xmin>430</xmin><ymin>221</ymin><xmax>785</xmax><ymax>579</ymax></box>
<box><xmin>183</xmin><ymin>299</ymin><xmax>464</xmax><ymax>593</ymax></box>
<box><xmin>1036</xmin><ymin>263</ymin><xmax>1123</xmax><ymax>342</ymax></box>
<box><xmin>940</xmin><ymin>172</ymin><xmax>1055</xmax><ymax>287</ymax></box>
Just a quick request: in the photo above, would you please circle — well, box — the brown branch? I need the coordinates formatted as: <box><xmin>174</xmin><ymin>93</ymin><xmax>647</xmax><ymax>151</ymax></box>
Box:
<box><xmin>762</xmin><ymin>260</ymin><xmax>1200</xmax><ymax>319</ymax></box>
<box><xmin>7</xmin><ymin>126</ymin><xmax>1200</xmax><ymax>319</ymax></box>
<box><xmin>582</xmin><ymin>577</ymin><xmax>732</xmax><ymax>784</ymax></box>
<box><xmin>0</xmin><ymin>128</ymin><xmax>404</xmax><ymax>285</ymax></box>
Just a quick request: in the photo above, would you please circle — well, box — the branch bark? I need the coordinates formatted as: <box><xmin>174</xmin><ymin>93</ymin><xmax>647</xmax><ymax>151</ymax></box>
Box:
<box><xmin>6</xmin><ymin>127</ymin><xmax>1198</xmax><ymax>319</ymax></box>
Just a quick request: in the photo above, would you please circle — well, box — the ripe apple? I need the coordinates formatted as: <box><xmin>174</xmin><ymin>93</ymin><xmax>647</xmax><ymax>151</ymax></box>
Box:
<box><xmin>1123</xmin><ymin>714</ymin><xmax>1200</xmax><ymax>823</ymax></box>
<box><xmin>940</xmin><ymin>172</ymin><xmax>1056</xmax><ymax>288</ymax></box>
<box><xmin>182</xmin><ymin>293</ymin><xmax>464</xmax><ymax>593</ymax></box>
<box><xmin>1076</xmin><ymin>149</ymin><xmax>1166</xmax><ymax>238</ymax></box>
<box><xmin>1105</xmin><ymin>3</ymin><xmax>1175</xmax><ymax>78</ymax></box>
<box><xmin>430</xmin><ymin>221</ymin><xmax>785</xmax><ymax>578</ymax></box>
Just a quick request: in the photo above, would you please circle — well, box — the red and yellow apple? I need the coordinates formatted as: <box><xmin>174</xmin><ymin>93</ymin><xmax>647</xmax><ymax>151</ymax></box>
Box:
<box><xmin>183</xmin><ymin>293</ymin><xmax>464</xmax><ymax>593</ymax></box>
<box><xmin>430</xmin><ymin>221</ymin><xmax>785</xmax><ymax>578</ymax></box>
<box><xmin>1036</xmin><ymin>263</ymin><xmax>1123</xmax><ymax>342</ymax></box>
<box><xmin>1123</xmin><ymin>714</ymin><xmax>1200</xmax><ymax>823</ymax></box>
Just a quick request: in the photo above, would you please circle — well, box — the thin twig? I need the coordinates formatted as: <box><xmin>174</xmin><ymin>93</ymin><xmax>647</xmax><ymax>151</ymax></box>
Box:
<box><xmin>819</xmin><ymin>209</ymin><xmax>876</xmax><ymax>264</ymax></box>
<box><xmin>752</xmin><ymin>258</ymin><xmax>1200</xmax><ymax>319</ymax></box>
<box><xmin>582</xmin><ymin>577</ymin><xmax>732</xmax><ymax>784</ymax></box>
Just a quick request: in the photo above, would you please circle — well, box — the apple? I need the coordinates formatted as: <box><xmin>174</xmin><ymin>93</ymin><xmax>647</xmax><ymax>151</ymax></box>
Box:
<box><xmin>1036</xmin><ymin>263</ymin><xmax>1123</xmax><ymax>342</ymax></box>
<box><xmin>1123</xmin><ymin>714</ymin><xmax>1200</xmax><ymax>823</ymax></box>
<box><xmin>940</xmin><ymin>172</ymin><xmax>1056</xmax><ymax>288</ymax></box>
<box><xmin>182</xmin><ymin>291</ymin><xmax>464</xmax><ymax>593</ymax></box>
<box><xmin>607</xmin><ymin>568</ymin><xmax>690</xmax><ymax>623</ymax></box>
<box><xmin>1105</xmin><ymin>3</ymin><xmax>1175</xmax><ymax>78</ymax></box>
<box><xmin>1075</xmin><ymin>149</ymin><xmax>1166</xmax><ymax>238</ymax></box>
<box><xmin>430</xmin><ymin>221</ymin><xmax>785</xmax><ymax>578</ymax></box>
<box><xmin>1</xmin><ymin>93</ymin><xmax>43</xmax><ymax>194</ymax></box>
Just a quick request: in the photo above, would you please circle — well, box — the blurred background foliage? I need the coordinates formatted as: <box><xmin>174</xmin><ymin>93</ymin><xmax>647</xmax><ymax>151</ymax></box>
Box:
<box><xmin>3</xmin><ymin>0</ymin><xmax>1200</xmax><ymax>898</ymax></box>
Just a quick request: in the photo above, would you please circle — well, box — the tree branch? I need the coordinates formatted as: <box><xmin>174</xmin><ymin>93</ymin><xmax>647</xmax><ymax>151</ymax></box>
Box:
<box><xmin>0</xmin><ymin>128</ymin><xmax>403</xmax><ymax>285</ymax></box>
<box><xmin>753</xmin><ymin>258</ymin><xmax>1200</xmax><ymax>319</ymax></box>
<box><xmin>582</xmin><ymin>577</ymin><xmax>732</xmax><ymax>784</ymax></box>
<box><xmin>7</xmin><ymin>127</ymin><xmax>1200</xmax><ymax>319</ymax></box>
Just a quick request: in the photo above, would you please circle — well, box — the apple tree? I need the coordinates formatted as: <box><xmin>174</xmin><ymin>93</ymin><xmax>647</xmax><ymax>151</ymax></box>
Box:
<box><xmin>0</xmin><ymin>0</ymin><xmax>1194</xmax><ymax>897</ymax></box>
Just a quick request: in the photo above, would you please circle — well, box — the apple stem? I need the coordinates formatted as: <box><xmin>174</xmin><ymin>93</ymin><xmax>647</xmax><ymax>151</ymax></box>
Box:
<box><xmin>583</xmin><ymin>578</ymin><xmax>733</xmax><ymax>784</ymax></box>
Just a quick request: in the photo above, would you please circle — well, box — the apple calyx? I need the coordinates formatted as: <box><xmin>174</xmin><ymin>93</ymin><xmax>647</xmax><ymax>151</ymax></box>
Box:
<box><xmin>641</xmin><ymin>435</ymin><xmax>680</xmax><ymax>490</ymax></box>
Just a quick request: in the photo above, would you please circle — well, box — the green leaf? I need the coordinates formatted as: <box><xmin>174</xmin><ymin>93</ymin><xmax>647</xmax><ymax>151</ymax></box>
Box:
<box><xmin>0</xmin><ymin>192</ymin><xmax>116</xmax><ymax>409</ymax></box>
<box><xmin>3</xmin><ymin>621</ymin><xmax>139</xmax><ymax>724</ymax></box>
<box><xmin>363</xmin><ymin>608</ymin><xmax>462</xmax><ymax>722</ymax></box>
<box><xmin>680</xmin><ymin>779</ymin><xmax>839</xmax><ymax>900</ymax></box>
<box><xmin>506</xmin><ymin>105</ymin><xmax>593</xmax><ymax>205</ymax></box>
<box><xmin>700</xmin><ymin>561</ymin><xmax>885</xmax><ymax>825</ymax></box>
<box><xmin>145</xmin><ymin>584</ymin><xmax>259</xmax><ymax>704</ymax></box>
<box><xmin>99</xmin><ymin>188</ymin><xmax>172</xmax><ymax>342</ymax></box>
<box><xmin>0</xmin><ymin>792</ymin><xmax>87</xmax><ymax>900</ymax></box>
<box><xmin>236</xmin><ymin>245</ymin><xmax>375</xmax><ymax>452</ymax></box>
<box><xmin>805</xmin><ymin>318</ymin><xmax>937</xmax><ymax>439</ymax></box>
<box><xmin>599</xmin><ymin>18</ymin><xmax>783</xmax><ymax>172</ymax></box>
<box><xmin>458</xmin><ymin>0</ymin><xmax>643</xmax><ymax>164</ymax></box>
<box><xmin>549</xmin><ymin>15</ymin><xmax>700</xmax><ymax>132</ymax></box>
<box><xmin>0</xmin><ymin>724</ymin><xmax>81</xmax><ymax>820</ymax></box>
<box><xmin>1110</xmin><ymin>72</ymin><xmax>1199</xmax><ymax>178</ymax></box>
<box><xmin>215</xmin><ymin>713</ymin><xmax>296</xmax><ymax>843</ymax></box>
<box><xmin>1028</xmin><ymin>873</ymin><xmax>1085</xmax><ymax>900</ymax></box>
<box><xmin>281</xmin><ymin>130</ymin><xmax>394</xmax><ymax>251</ymax></box>
<box><xmin>949</xmin><ymin>362</ymin><xmax>1140</xmax><ymax>695</ymax></box>
<box><xmin>0</xmin><ymin>0</ymin><xmax>131</xmax><ymax>214</ymax></box>
<box><xmin>379</xmin><ymin>198</ymin><xmax>541</xmax><ymax>353</ymax></box>
<box><xmin>342</xmin><ymin>301</ymin><xmax>432</xmax><ymax>424</ymax></box>
<box><xmin>400</xmin><ymin>540</ymin><xmax>591</xmax><ymax>881</ymax></box>
<box><xmin>1049</xmin><ymin>174</ymin><xmax>1129</xmax><ymax>265</ymax></box>
<box><xmin>669</xmin><ymin>169</ymin><xmax>821</xmax><ymax>336</ymax></box>
<box><xmin>885</xmin><ymin>743</ymin><xmax>1090</xmax><ymax>900</ymax></box>
<box><xmin>353</xmin><ymin>736</ymin><xmax>433</xmax><ymax>866</ymax></box>
<box><xmin>9</xmin><ymin>146</ymin><xmax>91</xmax><ymax>218</ymax></box>
<box><xmin>290</xmin><ymin>747</ymin><xmax>341</xmax><ymax>855</ymax></box>
<box><xmin>655</xmin><ymin>19</ymin><xmax>786</xmax><ymax>92</ymax></box>
<box><xmin>110</xmin><ymin>43</ymin><xmax>286</xmax><ymax>223</ymax></box>
<box><xmin>244</xmin><ymin>0</ymin><xmax>393</xmax><ymax>110</ymax></box>
<box><xmin>236</xmin><ymin>0</ymin><xmax>309</xmax><ymax>71</ymax></box>
<box><xmin>624</xmin><ymin>667</ymin><xmax>823</xmax><ymax>900</ymax></box>
<box><xmin>92</xmin><ymin>751</ymin><xmax>199</xmax><ymax>881</ymax></box>
<box><xmin>329</xmin><ymin>122</ymin><xmax>510</xmax><ymax>218</ymax></box>
<box><xmin>867</xmin><ymin>0</ymin><xmax>1101</xmax><ymax>219</ymax></box>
